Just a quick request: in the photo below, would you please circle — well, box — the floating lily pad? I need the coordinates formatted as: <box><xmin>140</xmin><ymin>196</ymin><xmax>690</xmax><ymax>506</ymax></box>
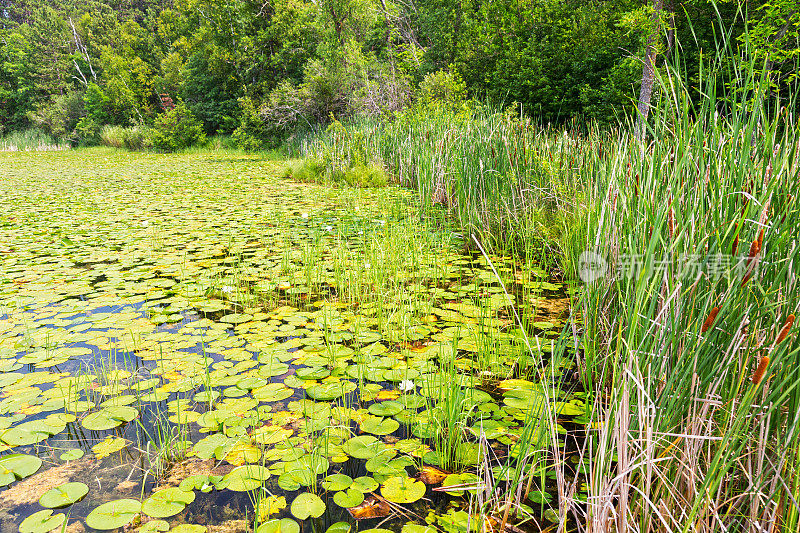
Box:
<box><xmin>291</xmin><ymin>493</ymin><xmax>325</xmax><ymax>520</ymax></box>
<box><xmin>221</xmin><ymin>465</ymin><xmax>271</xmax><ymax>491</ymax></box>
<box><xmin>19</xmin><ymin>510</ymin><xmax>66</xmax><ymax>533</ymax></box>
<box><xmin>257</xmin><ymin>519</ymin><xmax>300</xmax><ymax>533</ymax></box>
<box><xmin>39</xmin><ymin>482</ymin><xmax>89</xmax><ymax>508</ymax></box>
<box><xmin>59</xmin><ymin>449</ymin><xmax>84</xmax><ymax>461</ymax></box>
<box><xmin>321</xmin><ymin>473</ymin><xmax>352</xmax><ymax>491</ymax></box>
<box><xmin>142</xmin><ymin>487</ymin><xmax>196</xmax><ymax>518</ymax></box>
<box><xmin>0</xmin><ymin>453</ymin><xmax>42</xmax><ymax>487</ymax></box>
<box><xmin>333</xmin><ymin>488</ymin><xmax>365</xmax><ymax>508</ymax></box>
<box><xmin>86</xmin><ymin>499</ymin><xmax>142</xmax><ymax>530</ymax></box>
<box><xmin>381</xmin><ymin>476</ymin><xmax>426</xmax><ymax>503</ymax></box>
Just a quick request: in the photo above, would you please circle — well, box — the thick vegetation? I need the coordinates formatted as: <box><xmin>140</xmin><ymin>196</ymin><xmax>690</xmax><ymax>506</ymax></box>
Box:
<box><xmin>2</xmin><ymin>0</ymin><xmax>798</xmax><ymax>150</ymax></box>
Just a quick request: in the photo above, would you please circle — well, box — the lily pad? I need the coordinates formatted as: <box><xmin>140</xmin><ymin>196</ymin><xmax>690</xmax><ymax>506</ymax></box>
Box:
<box><xmin>39</xmin><ymin>482</ymin><xmax>89</xmax><ymax>508</ymax></box>
<box><xmin>257</xmin><ymin>519</ymin><xmax>300</xmax><ymax>533</ymax></box>
<box><xmin>290</xmin><ymin>493</ymin><xmax>325</xmax><ymax>520</ymax></box>
<box><xmin>333</xmin><ymin>488</ymin><xmax>365</xmax><ymax>508</ymax></box>
<box><xmin>381</xmin><ymin>476</ymin><xmax>426</xmax><ymax>504</ymax></box>
<box><xmin>142</xmin><ymin>487</ymin><xmax>196</xmax><ymax>518</ymax></box>
<box><xmin>0</xmin><ymin>453</ymin><xmax>42</xmax><ymax>487</ymax></box>
<box><xmin>86</xmin><ymin>499</ymin><xmax>142</xmax><ymax>530</ymax></box>
<box><xmin>19</xmin><ymin>510</ymin><xmax>66</xmax><ymax>533</ymax></box>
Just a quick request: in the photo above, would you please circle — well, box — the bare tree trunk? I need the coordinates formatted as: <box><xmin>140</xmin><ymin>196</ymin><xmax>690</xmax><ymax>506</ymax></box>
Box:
<box><xmin>634</xmin><ymin>0</ymin><xmax>663</xmax><ymax>141</ymax></box>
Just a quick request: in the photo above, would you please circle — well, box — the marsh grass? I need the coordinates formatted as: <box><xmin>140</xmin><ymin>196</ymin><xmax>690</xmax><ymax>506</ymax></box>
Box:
<box><xmin>0</xmin><ymin>129</ymin><xmax>70</xmax><ymax>151</ymax></box>
<box><xmin>285</xmin><ymin>22</ymin><xmax>800</xmax><ymax>533</ymax></box>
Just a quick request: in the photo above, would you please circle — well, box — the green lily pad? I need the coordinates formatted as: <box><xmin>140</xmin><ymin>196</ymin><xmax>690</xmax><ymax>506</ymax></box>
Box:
<box><xmin>142</xmin><ymin>487</ymin><xmax>196</xmax><ymax>518</ymax></box>
<box><xmin>368</xmin><ymin>401</ymin><xmax>403</xmax><ymax>416</ymax></box>
<box><xmin>256</xmin><ymin>519</ymin><xmax>300</xmax><ymax>533</ymax></box>
<box><xmin>59</xmin><ymin>449</ymin><xmax>84</xmax><ymax>461</ymax></box>
<box><xmin>221</xmin><ymin>465</ymin><xmax>271</xmax><ymax>491</ymax></box>
<box><xmin>342</xmin><ymin>435</ymin><xmax>383</xmax><ymax>459</ymax></box>
<box><xmin>351</xmin><ymin>476</ymin><xmax>379</xmax><ymax>493</ymax></box>
<box><xmin>321</xmin><ymin>473</ymin><xmax>352</xmax><ymax>491</ymax></box>
<box><xmin>333</xmin><ymin>488</ymin><xmax>364</xmax><ymax>508</ymax></box>
<box><xmin>39</xmin><ymin>482</ymin><xmax>89</xmax><ymax>508</ymax></box>
<box><xmin>19</xmin><ymin>510</ymin><xmax>66</xmax><ymax>533</ymax></box>
<box><xmin>290</xmin><ymin>493</ymin><xmax>325</xmax><ymax>520</ymax></box>
<box><xmin>86</xmin><ymin>499</ymin><xmax>142</xmax><ymax>530</ymax></box>
<box><xmin>0</xmin><ymin>453</ymin><xmax>42</xmax><ymax>487</ymax></box>
<box><xmin>381</xmin><ymin>476</ymin><xmax>426</xmax><ymax>503</ymax></box>
<box><xmin>361</xmin><ymin>416</ymin><xmax>399</xmax><ymax>435</ymax></box>
<box><xmin>81</xmin><ymin>406</ymin><xmax>138</xmax><ymax>431</ymax></box>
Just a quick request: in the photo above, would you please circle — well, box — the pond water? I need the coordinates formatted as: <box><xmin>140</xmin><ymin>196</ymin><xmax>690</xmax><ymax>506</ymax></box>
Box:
<box><xmin>0</xmin><ymin>150</ymin><xmax>579</xmax><ymax>533</ymax></box>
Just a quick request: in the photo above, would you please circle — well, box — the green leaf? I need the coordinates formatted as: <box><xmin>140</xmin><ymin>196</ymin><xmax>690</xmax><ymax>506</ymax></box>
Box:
<box><xmin>19</xmin><ymin>510</ymin><xmax>66</xmax><ymax>533</ymax></box>
<box><xmin>86</xmin><ymin>499</ymin><xmax>142</xmax><ymax>530</ymax></box>
<box><xmin>381</xmin><ymin>476</ymin><xmax>426</xmax><ymax>503</ymax></box>
<box><xmin>0</xmin><ymin>453</ymin><xmax>42</xmax><ymax>487</ymax></box>
<box><xmin>142</xmin><ymin>488</ymin><xmax>196</xmax><ymax>518</ymax></box>
<box><xmin>39</xmin><ymin>482</ymin><xmax>89</xmax><ymax>508</ymax></box>
<box><xmin>290</xmin><ymin>493</ymin><xmax>325</xmax><ymax>520</ymax></box>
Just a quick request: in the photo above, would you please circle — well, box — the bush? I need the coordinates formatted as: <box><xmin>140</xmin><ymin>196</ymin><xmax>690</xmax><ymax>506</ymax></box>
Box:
<box><xmin>231</xmin><ymin>97</ymin><xmax>271</xmax><ymax>151</ymax></box>
<box><xmin>150</xmin><ymin>102</ymin><xmax>205</xmax><ymax>152</ymax></box>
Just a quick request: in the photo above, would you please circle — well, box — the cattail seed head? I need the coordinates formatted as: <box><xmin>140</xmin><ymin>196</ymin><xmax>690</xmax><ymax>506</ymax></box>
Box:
<box><xmin>752</xmin><ymin>356</ymin><xmax>770</xmax><ymax>385</ymax></box>
<box><xmin>702</xmin><ymin>307</ymin><xmax>721</xmax><ymax>333</ymax></box>
<box><xmin>776</xmin><ymin>314</ymin><xmax>796</xmax><ymax>345</ymax></box>
<box><xmin>747</xmin><ymin>239</ymin><xmax>760</xmax><ymax>265</ymax></box>
<box><xmin>731</xmin><ymin>223</ymin><xmax>739</xmax><ymax>255</ymax></box>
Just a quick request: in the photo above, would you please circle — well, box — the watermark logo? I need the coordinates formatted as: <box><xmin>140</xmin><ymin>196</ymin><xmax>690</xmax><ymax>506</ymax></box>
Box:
<box><xmin>578</xmin><ymin>250</ymin><xmax>608</xmax><ymax>282</ymax></box>
<box><xmin>578</xmin><ymin>249</ymin><xmax>761</xmax><ymax>284</ymax></box>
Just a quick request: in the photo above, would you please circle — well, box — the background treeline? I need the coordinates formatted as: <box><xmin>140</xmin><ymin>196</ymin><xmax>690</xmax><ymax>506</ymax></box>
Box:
<box><xmin>1</xmin><ymin>0</ymin><xmax>798</xmax><ymax>150</ymax></box>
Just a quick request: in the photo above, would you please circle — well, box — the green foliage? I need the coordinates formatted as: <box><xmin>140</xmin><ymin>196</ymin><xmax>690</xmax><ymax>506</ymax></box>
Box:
<box><xmin>150</xmin><ymin>103</ymin><xmax>206</xmax><ymax>152</ymax></box>
<box><xmin>231</xmin><ymin>97</ymin><xmax>272</xmax><ymax>151</ymax></box>
<box><xmin>416</xmin><ymin>70</ymin><xmax>467</xmax><ymax>107</ymax></box>
<box><xmin>100</xmin><ymin>125</ymin><xmax>151</xmax><ymax>151</ymax></box>
<box><xmin>282</xmin><ymin>156</ymin><xmax>388</xmax><ymax>187</ymax></box>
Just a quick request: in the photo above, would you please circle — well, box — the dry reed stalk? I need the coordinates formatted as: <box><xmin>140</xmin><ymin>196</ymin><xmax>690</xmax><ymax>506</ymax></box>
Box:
<box><xmin>702</xmin><ymin>306</ymin><xmax>721</xmax><ymax>333</ymax></box>
<box><xmin>752</xmin><ymin>356</ymin><xmax>770</xmax><ymax>385</ymax></box>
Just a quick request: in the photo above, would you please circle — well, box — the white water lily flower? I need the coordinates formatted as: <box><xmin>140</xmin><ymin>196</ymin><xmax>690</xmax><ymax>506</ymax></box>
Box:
<box><xmin>364</xmin><ymin>262</ymin><xmax>371</xmax><ymax>269</ymax></box>
<box><xmin>221</xmin><ymin>285</ymin><xmax>233</xmax><ymax>293</ymax></box>
<box><xmin>301</xmin><ymin>212</ymin><xmax>309</xmax><ymax>218</ymax></box>
<box><xmin>323</xmin><ymin>225</ymin><xmax>333</xmax><ymax>231</ymax></box>
<box><xmin>398</xmin><ymin>380</ymin><xmax>415</xmax><ymax>391</ymax></box>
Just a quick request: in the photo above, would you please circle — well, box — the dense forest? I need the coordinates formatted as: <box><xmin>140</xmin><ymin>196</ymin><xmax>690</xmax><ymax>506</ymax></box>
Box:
<box><xmin>1</xmin><ymin>0</ymin><xmax>798</xmax><ymax>148</ymax></box>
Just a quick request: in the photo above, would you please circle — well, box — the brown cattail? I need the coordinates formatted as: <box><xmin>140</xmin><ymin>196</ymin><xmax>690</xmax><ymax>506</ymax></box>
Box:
<box><xmin>702</xmin><ymin>306</ymin><xmax>721</xmax><ymax>333</ymax></box>
<box><xmin>731</xmin><ymin>223</ymin><xmax>739</xmax><ymax>255</ymax></box>
<box><xmin>752</xmin><ymin>356</ymin><xmax>770</xmax><ymax>385</ymax></box>
<box><xmin>747</xmin><ymin>239</ymin><xmax>760</xmax><ymax>265</ymax></box>
<box><xmin>757</xmin><ymin>227</ymin><xmax>765</xmax><ymax>252</ymax></box>
<box><xmin>776</xmin><ymin>314</ymin><xmax>796</xmax><ymax>345</ymax></box>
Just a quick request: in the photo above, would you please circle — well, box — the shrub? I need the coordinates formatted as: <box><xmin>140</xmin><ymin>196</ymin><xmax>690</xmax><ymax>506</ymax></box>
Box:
<box><xmin>416</xmin><ymin>70</ymin><xmax>467</xmax><ymax>107</ymax></box>
<box><xmin>150</xmin><ymin>102</ymin><xmax>205</xmax><ymax>152</ymax></box>
<box><xmin>231</xmin><ymin>97</ymin><xmax>271</xmax><ymax>151</ymax></box>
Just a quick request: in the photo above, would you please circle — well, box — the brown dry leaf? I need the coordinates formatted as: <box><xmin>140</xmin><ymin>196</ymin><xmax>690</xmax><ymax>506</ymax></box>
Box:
<box><xmin>418</xmin><ymin>466</ymin><xmax>448</xmax><ymax>485</ymax></box>
<box><xmin>347</xmin><ymin>495</ymin><xmax>391</xmax><ymax>520</ymax></box>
